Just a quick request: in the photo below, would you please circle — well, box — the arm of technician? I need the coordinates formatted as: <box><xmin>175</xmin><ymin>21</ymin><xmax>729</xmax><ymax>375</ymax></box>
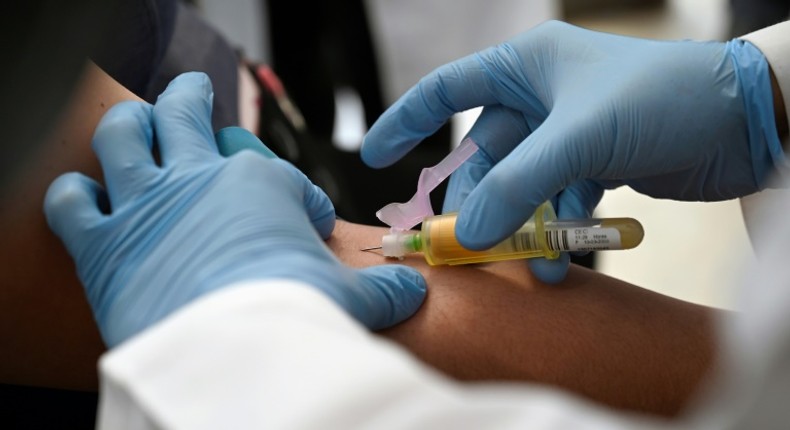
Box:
<box><xmin>361</xmin><ymin>19</ymin><xmax>790</xmax><ymax>284</ymax></box>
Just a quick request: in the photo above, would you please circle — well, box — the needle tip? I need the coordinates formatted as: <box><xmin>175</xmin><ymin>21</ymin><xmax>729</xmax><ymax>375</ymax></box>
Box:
<box><xmin>360</xmin><ymin>246</ymin><xmax>383</xmax><ymax>252</ymax></box>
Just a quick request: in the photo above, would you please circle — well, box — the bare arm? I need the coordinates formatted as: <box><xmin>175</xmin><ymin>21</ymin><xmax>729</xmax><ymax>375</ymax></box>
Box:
<box><xmin>0</xmin><ymin>62</ymin><xmax>141</xmax><ymax>390</ymax></box>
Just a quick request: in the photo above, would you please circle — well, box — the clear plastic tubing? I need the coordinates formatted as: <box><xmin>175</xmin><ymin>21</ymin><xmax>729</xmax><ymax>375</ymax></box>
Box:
<box><xmin>381</xmin><ymin>202</ymin><xmax>644</xmax><ymax>266</ymax></box>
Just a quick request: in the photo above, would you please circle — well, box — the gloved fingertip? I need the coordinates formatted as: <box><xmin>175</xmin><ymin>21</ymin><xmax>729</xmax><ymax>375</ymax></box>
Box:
<box><xmin>384</xmin><ymin>265</ymin><xmax>428</xmax><ymax>319</ymax></box>
<box><xmin>310</xmin><ymin>200</ymin><xmax>336</xmax><ymax>240</ymax></box>
<box><xmin>455</xmin><ymin>218</ymin><xmax>502</xmax><ymax>251</ymax></box>
<box><xmin>557</xmin><ymin>181</ymin><xmax>605</xmax><ymax>219</ymax></box>
<box><xmin>454</xmin><ymin>200</ymin><xmax>516</xmax><ymax>250</ymax></box>
<box><xmin>154</xmin><ymin>73</ymin><xmax>214</xmax><ymax>127</ymax></box>
<box><xmin>356</xmin><ymin>265</ymin><xmax>426</xmax><ymax>330</ymax></box>
<box><xmin>360</xmin><ymin>136</ymin><xmax>394</xmax><ymax>169</ymax></box>
<box><xmin>44</xmin><ymin>173</ymin><xmax>104</xmax><ymax>239</ymax></box>
<box><xmin>392</xmin><ymin>265</ymin><xmax>428</xmax><ymax>295</ymax></box>
<box><xmin>454</xmin><ymin>220</ymin><xmax>489</xmax><ymax>250</ymax></box>
<box><xmin>215</xmin><ymin>126</ymin><xmax>278</xmax><ymax>159</ymax></box>
<box><xmin>527</xmin><ymin>253</ymin><xmax>570</xmax><ymax>285</ymax></box>
<box><xmin>160</xmin><ymin>71</ymin><xmax>213</xmax><ymax>101</ymax></box>
<box><xmin>94</xmin><ymin>100</ymin><xmax>152</xmax><ymax>136</ymax></box>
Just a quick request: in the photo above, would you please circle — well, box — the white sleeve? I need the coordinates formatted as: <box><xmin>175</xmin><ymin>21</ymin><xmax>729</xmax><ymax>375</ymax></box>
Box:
<box><xmin>96</xmin><ymin>281</ymin><xmax>658</xmax><ymax>430</ymax></box>
<box><xmin>686</xmin><ymin>176</ymin><xmax>790</xmax><ymax>428</ymax></box>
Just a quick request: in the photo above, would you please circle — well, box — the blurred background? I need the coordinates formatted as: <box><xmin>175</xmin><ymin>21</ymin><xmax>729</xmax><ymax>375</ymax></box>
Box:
<box><xmin>196</xmin><ymin>0</ymin><xmax>767</xmax><ymax>310</ymax></box>
<box><xmin>9</xmin><ymin>0</ymin><xmax>790</xmax><ymax>428</ymax></box>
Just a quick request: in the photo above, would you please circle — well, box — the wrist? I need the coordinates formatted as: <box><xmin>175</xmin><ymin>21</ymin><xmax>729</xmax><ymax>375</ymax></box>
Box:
<box><xmin>739</xmin><ymin>21</ymin><xmax>790</xmax><ymax>182</ymax></box>
<box><xmin>729</xmin><ymin>40</ymin><xmax>786</xmax><ymax>188</ymax></box>
<box><xmin>770</xmin><ymin>66</ymin><xmax>789</xmax><ymax>145</ymax></box>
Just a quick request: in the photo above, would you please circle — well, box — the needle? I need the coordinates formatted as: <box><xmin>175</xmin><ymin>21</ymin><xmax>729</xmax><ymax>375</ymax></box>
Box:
<box><xmin>360</xmin><ymin>246</ymin><xmax>382</xmax><ymax>252</ymax></box>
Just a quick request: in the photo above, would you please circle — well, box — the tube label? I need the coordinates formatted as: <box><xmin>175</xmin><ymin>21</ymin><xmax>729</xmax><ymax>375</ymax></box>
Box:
<box><xmin>547</xmin><ymin>228</ymin><xmax>622</xmax><ymax>252</ymax></box>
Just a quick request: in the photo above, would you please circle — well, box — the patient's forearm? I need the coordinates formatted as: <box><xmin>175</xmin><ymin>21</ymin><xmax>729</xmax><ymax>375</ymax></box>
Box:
<box><xmin>330</xmin><ymin>221</ymin><xmax>718</xmax><ymax>417</ymax></box>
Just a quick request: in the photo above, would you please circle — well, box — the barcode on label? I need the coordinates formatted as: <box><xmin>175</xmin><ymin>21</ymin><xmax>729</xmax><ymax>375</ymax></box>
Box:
<box><xmin>515</xmin><ymin>230</ymin><xmax>569</xmax><ymax>251</ymax></box>
<box><xmin>516</xmin><ymin>232</ymin><xmax>538</xmax><ymax>251</ymax></box>
<box><xmin>516</xmin><ymin>228</ymin><xmax>623</xmax><ymax>252</ymax></box>
<box><xmin>546</xmin><ymin>229</ymin><xmax>569</xmax><ymax>251</ymax></box>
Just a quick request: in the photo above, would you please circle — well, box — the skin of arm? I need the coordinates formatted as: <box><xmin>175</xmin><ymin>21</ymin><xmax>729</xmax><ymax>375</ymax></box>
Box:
<box><xmin>0</xmin><ymin>63</ymin><xmax>717</xmax><ymax>418</ymax></box>
<box><xmin>332</xmin><ymin>221</ymin><xmax>717</xmax><ymax>417</ymax></box>
<box><xmin>0</xmin><ymin>62</ymin><xmax>141</xmax><ymax>391</ymax></box>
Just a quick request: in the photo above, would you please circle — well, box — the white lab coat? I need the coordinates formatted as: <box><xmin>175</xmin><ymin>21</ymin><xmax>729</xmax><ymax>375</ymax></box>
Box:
<box><xmin>97</xmin><ymin>22</ymin><xmax>790</xmax><ymax>429</ymax></box>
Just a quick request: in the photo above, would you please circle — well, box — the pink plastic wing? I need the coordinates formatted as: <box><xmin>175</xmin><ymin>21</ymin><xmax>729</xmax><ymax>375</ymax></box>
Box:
<box><xmin>376</xmin><ymin>138</ymin><xmax>478</xmax><ymax>230</ymax></box>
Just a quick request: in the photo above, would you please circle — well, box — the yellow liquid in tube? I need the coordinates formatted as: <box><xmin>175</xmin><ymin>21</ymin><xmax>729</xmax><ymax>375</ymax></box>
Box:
<box><xmin>390</xmin><ymin>203</ymin><xmax>644</xmax><ymax>266</ymax></box>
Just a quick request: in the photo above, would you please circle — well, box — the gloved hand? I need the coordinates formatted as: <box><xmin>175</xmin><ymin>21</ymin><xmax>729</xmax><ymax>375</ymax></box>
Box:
<box><xmin>362</xmin><ymin>21</ymin><xmax>783</xmax><ymax>283</ymax></box>
<box><xmin>44</xmin><ymin>72</ymin><xmax>426</xmax><ymax>347</ymax></box>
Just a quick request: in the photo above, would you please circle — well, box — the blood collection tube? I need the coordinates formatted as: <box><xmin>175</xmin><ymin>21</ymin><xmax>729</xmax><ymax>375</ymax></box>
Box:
<box><xmin>378</xmin><ymin>202</ymin><xmax>644</xmax><ymax>266</ymax></box>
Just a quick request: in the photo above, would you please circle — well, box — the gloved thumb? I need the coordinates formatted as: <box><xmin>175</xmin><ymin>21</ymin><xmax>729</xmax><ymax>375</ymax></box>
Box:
<box><xmin>527</xmin><ymin>253</ymin><xmax>570</xmax><ymax>285</ymax></box>
<box><xmin>557</xmin><ymin>180</ymin><xmax>605</xmax><ymax>221</ymax></box>
<box><xmin>526</xmin><ymin>180</ymin><xmax>605</xmax><ymax>284</ymax></box>
<box><xmin>346</xmin><ymin>265</ymin><xmax>427</xmax><ymax>330</ymax></box>
<box><xmin>44</xmin><ymin>172</ymin><xmax>106</xmax><ymax>248</ymax></box>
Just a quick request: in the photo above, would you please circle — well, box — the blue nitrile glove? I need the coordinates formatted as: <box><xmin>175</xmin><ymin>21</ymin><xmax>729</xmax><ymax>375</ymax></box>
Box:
<box><xmin>362</xmin><ymin>21</ymin><xmax>783</xmax><ymax>283</ymax></box>
<box><xmin>44</xmin><ymin>72</ymin><xmax>426</xmax><ymax>347</ymax></box>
